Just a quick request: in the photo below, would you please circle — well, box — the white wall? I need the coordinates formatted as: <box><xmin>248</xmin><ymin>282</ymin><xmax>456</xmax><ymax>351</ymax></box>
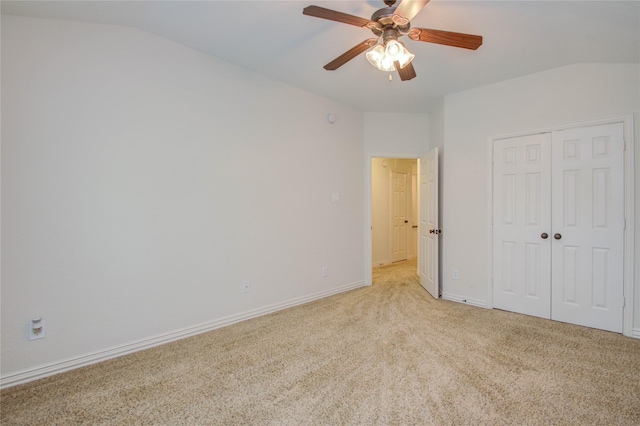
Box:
<box><xmin>371</xmin><ymin>158</ymin><xmax>391</xmax><ymax>266</ymax></box>
<box><xmin>428</xmin><ymin>101</ymin><xmax>444</xmax><ymax>151</ymax></box>
<box><xmin>1</xmin><ymin>16</ymin><xmax>365</xmax><ymax>383</ymax></box>
<box><xmin>364</xmin><ymin>113</ymin><xmax>430</xmax><ymax>157</ymax></box>
<box><xmin>441</xmin><ymin>64</ymin><xmax>640</xmax><ymax>332</ymax></box>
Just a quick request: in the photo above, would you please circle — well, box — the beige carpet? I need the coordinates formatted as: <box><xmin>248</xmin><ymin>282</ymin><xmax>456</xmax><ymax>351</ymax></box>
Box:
<box><xmin>2</xmin><ymin>260</ymin><xmax>640</xmax><ymax>425</ymax></box>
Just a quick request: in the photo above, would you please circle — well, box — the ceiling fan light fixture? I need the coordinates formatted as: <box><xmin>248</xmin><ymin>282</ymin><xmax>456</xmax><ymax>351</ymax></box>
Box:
<box><xmin>303</xmin><ymin>1</ymin><xmax>483</xmax><ymax>81</ymax></box>
<box><xmin>366</xmin><ymin>40</ymin><xmax>414</xmax><ymax>72</ymax></box>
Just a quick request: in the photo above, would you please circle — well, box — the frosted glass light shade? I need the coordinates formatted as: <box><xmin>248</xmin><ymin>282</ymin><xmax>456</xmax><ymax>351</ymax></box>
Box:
<box><xmin>366</xmin><ymin>45</ymin><xmax>387</xmax><ymax>70</ymax></box>
<box><xmin>366</xmin><ymin>41</ymin><xmax>414</xmax><ymax>72</ymax></box>
<box><xmin>396</xmin><ymin>44</ymin><xmax>415</xmax><ymax>69</ymax></box>
<box><xmin>385</xmin><ymin>40</ymin><xmax>403</xmax><ymax>59</ymax></box>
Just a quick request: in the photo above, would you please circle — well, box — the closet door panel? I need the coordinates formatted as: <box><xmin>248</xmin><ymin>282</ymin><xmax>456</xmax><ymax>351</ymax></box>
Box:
<box><xmin>551</xmin><ymin>123</ymin><xmax>624</xmax><ymax>332</ymax></box>
<box><xmin>493</xmin><ymin>133</ymin><xmax>551</xmax><ymax>318</ymax></box>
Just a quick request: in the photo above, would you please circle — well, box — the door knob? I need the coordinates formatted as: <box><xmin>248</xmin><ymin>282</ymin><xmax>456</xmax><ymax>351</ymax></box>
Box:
<box><xmin>554</xmin><ymin>233</ymin><xmax>562</xmax><ymax>240</ymax></box>
<box><xmin>405</xmin><ymin>220</ymin><xmax>409</xmax><ymax>223</ymax></box>
<box><xmin>541</xmin><ymin>233</ymin><xmax>548</xmax><ymax>239</ymax></box>
<box><xmin>429</xmin><ymin>229</ymin><xmax>434</xmax><ymax>234</ymax></box>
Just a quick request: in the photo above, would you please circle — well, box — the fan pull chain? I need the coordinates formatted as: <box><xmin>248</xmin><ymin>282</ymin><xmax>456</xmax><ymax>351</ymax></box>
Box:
<box><xmin>389</xmin><ymin>74</ymin><xmax>393</xmax><ymax>81</ymax></box>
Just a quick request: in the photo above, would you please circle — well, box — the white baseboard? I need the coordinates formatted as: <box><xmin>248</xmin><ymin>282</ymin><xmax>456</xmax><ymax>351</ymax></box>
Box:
<box><xmin>373</xmin><ymin>257</ymin><xmax>416</xmax><ymax>268</ymax></box>
<box><xmin>1</xmin><ymin>280</ymin><xmax>366</xmax><ymax>389</ymax></box>
<box><xmin>441</xmin><ymin>298</ymin><xmax>640</xmax><ymax>339</ymax></box>
<box><xmin>441</xmin><ymin>293</ymin><xmax>488</xmax><ymax>308</ymax></box>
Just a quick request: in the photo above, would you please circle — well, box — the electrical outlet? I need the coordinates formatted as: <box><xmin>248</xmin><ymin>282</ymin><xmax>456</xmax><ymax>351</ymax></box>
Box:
<box><xmin>241</xmin><ymin>280</ymin><xmax>250</xmax><ymax>293</ymax></box>
<box><xmin>321</xmin><ymin>266</ymin><xmax>328</xmax><ymax>277</ymax></box>
<box><xmin>29</xmin><ymin>318</ymin><xmax>45</xmax><ymax>341</ymax></box>
<box><xmin>452</xmin><ymin>269</ymin><xmax>459</xmax><ymax>280</ymax></box>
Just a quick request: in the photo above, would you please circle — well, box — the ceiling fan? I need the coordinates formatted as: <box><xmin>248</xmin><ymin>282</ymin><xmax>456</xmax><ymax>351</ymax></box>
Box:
<box><xmin>303</xmin><ymin>0</ymin><xmax>482</xmax><ymax>81</ymax></box>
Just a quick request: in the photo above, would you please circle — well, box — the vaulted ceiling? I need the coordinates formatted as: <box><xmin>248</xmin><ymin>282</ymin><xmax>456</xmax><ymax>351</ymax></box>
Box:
<box><xmin>2</xmin><ymin>0</ymin><xmax>639</xmax><ymax>112</ymax></box>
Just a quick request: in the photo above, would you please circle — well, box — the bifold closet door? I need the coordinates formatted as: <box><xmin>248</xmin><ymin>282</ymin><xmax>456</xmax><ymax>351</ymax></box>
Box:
<box><xmin>492</xmin><ymin>133</ymin><xmax>552</xmax><ymax>319</ymax></box>
<box><xmin>550</xmin><ymin>124</ymin><xmax>624</xmax><ymax>333</ymax></box>
<box><xmin>492</xmin><ymin>123</ymin><xmax>625</xmax><ymax>332</ymax></box>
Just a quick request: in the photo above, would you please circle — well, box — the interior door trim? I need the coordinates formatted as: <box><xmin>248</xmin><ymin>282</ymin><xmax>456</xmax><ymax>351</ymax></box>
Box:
<box><xmin>365</xmin><ymin>154</ymin><xmax>422</xmax><ymax>288</ymax></box>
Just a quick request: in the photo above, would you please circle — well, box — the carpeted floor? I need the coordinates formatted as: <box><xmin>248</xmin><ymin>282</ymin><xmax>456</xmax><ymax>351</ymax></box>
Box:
<box><xmin>2</xmin><ymin>260</ymin><xmax>640</xmax><ymax>425</ymax></box>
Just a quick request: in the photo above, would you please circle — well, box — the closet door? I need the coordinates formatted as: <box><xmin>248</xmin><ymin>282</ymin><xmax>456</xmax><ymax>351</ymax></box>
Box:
<box><xmin>551</xmin><ymin>123</ymin><xmax>625</xmax><ymax>333</ymax></box>
<box><xmin>492</xmin><ymin>133</ymin><xmax>552</xmax><ymax>318</ymax></box>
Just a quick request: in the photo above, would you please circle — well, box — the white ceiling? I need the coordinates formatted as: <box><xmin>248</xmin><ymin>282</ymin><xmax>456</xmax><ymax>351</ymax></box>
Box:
<box><xmin>2</xmin><ymin>0</ymin><xmax>639</xmax><ymax>112</ymax></box>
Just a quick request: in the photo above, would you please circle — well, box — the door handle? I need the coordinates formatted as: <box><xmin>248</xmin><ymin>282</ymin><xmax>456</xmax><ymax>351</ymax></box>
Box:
<box><xmin>541</xmin><ymin>233</ymin><xmax>548</xmax><ymax>239</ymax></box>
<box><xmin>554</xmin><ymin>233</ymin><xmax>562</xmax><ymax>240</ymax></box>
<box><xmin>405</xmin><ymin>220</ymin><xmax>409</xmax><ymax>223</ymax></box>
<box><xmin>429</xmin><ymin>229</ymin><xmax>434</xmax><ymax>234</ymax></box>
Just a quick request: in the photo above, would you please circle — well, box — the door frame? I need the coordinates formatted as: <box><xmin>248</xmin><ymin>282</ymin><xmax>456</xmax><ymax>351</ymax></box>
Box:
<box><xmin>365</xmin><ymin>154</ymin><xmax>422</xmax><ymax>287</ymax></box>
<box><xmin>485</xmin><ymin>115</ymin><xmax>635</xmax><ymax>337</ymax></box>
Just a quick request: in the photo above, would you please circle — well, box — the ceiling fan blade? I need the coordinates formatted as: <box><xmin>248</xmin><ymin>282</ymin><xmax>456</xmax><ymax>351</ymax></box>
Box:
<box><xmin>395</xmin><ymin>61</ymin><xmax>417</xmax><ymax>81</ymax></box>
<box><xmin>324</xmin><ymin>39</ymin><xmax>377</xmax><ymax>71</ymax></box>
<box><xmin>392</xmin><ymin>0</ymin><xmax>430</xmax><ymax>25</ymax></box>
<box><xmin>303</xmin><ymin>5</ymin><xmax>378</xmax><ymax>29</ymax></box>
<box><xmin>408</xmin><ymin>28</ymin><xmax>483</xmax><ymax>50</ymax></box>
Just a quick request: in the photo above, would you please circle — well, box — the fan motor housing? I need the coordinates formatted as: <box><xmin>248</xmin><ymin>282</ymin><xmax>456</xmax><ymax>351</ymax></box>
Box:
<box><xmin>370</xmin><ymin>7</ymin><xmax>410</xmax><ymax>36</ymax></box>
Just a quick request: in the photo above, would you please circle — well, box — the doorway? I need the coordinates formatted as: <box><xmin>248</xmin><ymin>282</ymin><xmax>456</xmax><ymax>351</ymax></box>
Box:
<box><xmin>368</xmin><ymin>151</ymin><xmax>441</xmax><ymax>299</ymax></box>
<box><xmin>371</xmin><ymin>158</ymin><xmax>418</xmax><ymax>268</ymax></box>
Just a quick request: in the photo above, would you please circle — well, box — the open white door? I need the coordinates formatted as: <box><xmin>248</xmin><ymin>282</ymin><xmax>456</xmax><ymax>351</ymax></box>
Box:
<box><xmin>420</xmin><ymin>148</ymin><xmax>439</xmax><ymax>298</ymax></box>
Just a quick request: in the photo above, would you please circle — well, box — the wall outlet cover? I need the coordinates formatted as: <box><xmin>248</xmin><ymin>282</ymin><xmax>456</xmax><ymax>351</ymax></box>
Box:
<box><xmin>29</xmin><ymin>319</ymin><xmax>46</xmax><ymax>340</ymax></box>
